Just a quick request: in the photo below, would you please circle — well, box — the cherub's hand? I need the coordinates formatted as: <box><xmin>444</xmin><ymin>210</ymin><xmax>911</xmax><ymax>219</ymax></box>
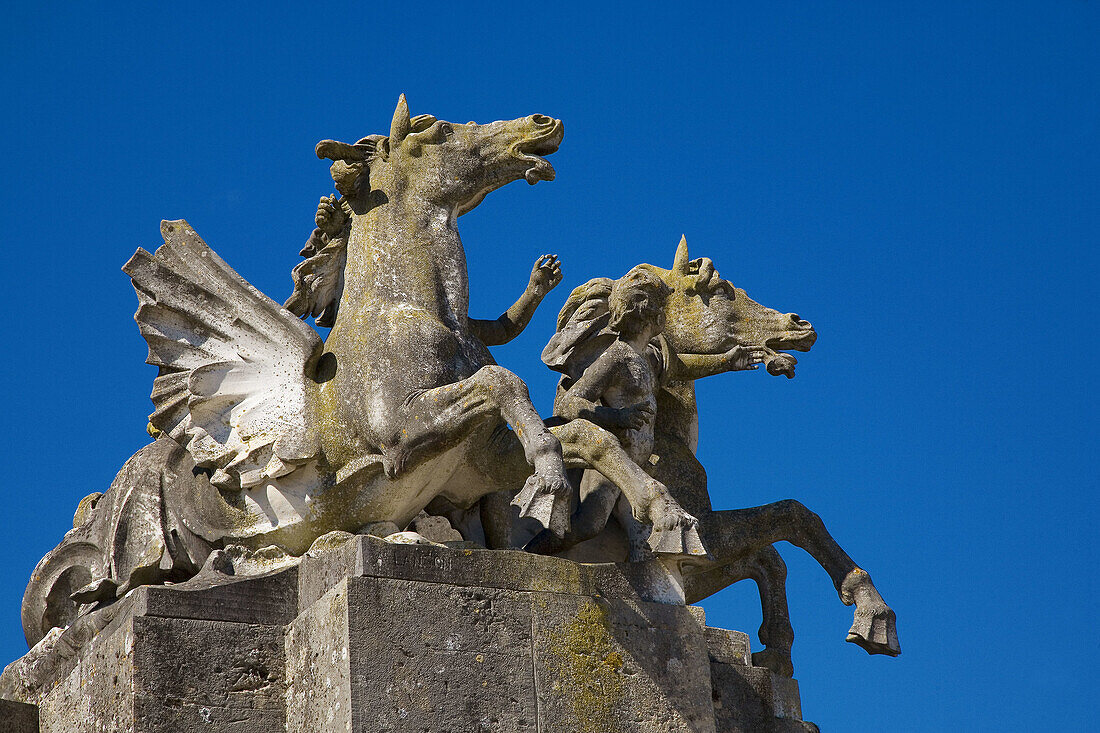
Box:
<box><xmin>766</xmin><ymin>352</ymin><xmax>798</xmax><ymax>378</ymax></box>
<box><xmin>723</xmin><ymin>345</ymin><xmax>767</xmax><ymax>371</ymax></box>
<box><xmin>527</xmin><ymin>254</ymin><xmax>563</xmax><ymax>298</ymax></box>
<box><xmin>315</xmin><ymin>194</ymin><xmax>349</xmax><ymax>237</ymax></box>
<box><xmin>615</xmin><ymin>402</ymin><xmax>655</xmax><ymax>430</ymax></box>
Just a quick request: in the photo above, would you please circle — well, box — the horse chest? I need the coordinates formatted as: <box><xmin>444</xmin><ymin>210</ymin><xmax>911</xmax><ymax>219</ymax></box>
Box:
<box><xmin>330</xmin><ymin>306</ymin><xmax>490</xmax><ymax>387</ymax></box>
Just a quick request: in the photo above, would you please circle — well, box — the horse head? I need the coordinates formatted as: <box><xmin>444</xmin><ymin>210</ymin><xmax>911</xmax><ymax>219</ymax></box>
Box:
<box><xmin>315</xmin><ymin>94</ymin><xmax>563</xmax><ymax>216</ymax></box>
<box><xmin>545</xmin><ymin>236</ymin><xmax>816</xmax><ymax>386</ymax></box>
<box><xmin>645</xmin><ymin>236</ymin><xmax>817</xmax><ymax>377</ymax></box>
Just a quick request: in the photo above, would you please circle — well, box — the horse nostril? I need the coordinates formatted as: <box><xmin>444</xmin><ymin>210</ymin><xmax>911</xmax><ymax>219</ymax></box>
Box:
<box><xmin>788</xmin><ymin>313</ymin><xmax>808</xmax><ymax>327</ymax></box>
<box><xmin>531</xmin><ymin>114</ymin><xmax>552</xmax><ymax>126</ymax></box>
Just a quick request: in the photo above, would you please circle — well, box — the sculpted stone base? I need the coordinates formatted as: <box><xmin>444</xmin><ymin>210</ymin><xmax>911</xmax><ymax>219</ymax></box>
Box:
<box><xmin>3</xmin><ymin>536</ymin><xmax>817</xmax><ymax>732</ymax></box>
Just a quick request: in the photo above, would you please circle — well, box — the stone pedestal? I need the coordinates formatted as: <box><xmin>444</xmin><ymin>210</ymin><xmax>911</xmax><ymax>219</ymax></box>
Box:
<box><xmin>3</xmin><ymin>536</ymin><xmax>818</xmax><ymax>732</ymax></box>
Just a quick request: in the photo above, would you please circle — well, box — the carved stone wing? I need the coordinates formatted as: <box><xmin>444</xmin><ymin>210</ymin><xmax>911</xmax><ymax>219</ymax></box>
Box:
<box><xmin>123</xmin><ymin>220</ymin><xmax>324</xmax><ymax>490</ymax></box>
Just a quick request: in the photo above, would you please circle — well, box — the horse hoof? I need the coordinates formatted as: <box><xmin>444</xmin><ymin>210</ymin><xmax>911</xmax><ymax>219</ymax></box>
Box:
<box><xmin>644</xmin><ymin>497</ymin><xmax>709</xmax><ymax>560</ymax></box>
<box><xmin>751</xmin><ymin>648</ymin><xmax>795</xmax><ymax>678</ymax></box>
<box><xmin>511</xmin><ymin>475</ymin><xmax>571</xmax><ymax>538</ymax></box>
<box><xmin>646</xmin><ymin>516</ymin><xmax>709</xmax><ymax>559</ymax></box>
<box><xmin>846</xmin><ymin>607</ymin><xmax>901</xmax><ymax>656</ymax></box>
<box><xmin>840</xmin><ymin>568</ymin><xmax>901</xmax><ymax>656</ymax></box>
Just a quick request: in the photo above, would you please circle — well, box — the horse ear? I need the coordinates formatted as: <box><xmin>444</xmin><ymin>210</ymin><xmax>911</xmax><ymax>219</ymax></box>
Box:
<box><xmin>390</xmin><ymin>94</ymin><xmax>411</xmax><ymax>144</ymax></box>
<box><xmin>315</xmin><ymin>139</ymin><xmax>375</xmax><ymax>163</ymax></box>
<box><xmin>672</xmin><ymin>235</ymin><xmax>690</xmax><ymax>274</ymax></box>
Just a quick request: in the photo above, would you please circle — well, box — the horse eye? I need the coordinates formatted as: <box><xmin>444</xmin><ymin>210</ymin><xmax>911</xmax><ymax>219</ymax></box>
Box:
<box><xmin>440</xmin><ymin>123</ymin><xmax>454</xmax><ymax>138</ymax></box>
<box><xmin>712</xmin><ymin>282</ymin><xmax>735</xmax><ymax>299</ymax></box>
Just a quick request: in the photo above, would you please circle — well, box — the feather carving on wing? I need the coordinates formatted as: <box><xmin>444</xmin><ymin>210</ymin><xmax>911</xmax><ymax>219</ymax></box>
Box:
<box><xmin>123</xmin><ymin>220</ymin><xmax>324</xmax><ymax>491</ymax></box>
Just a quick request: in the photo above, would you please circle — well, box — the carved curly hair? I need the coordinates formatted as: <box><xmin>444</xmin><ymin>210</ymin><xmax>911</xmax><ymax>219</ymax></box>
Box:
<box><xmin>608</xmin><ymin>267</ymin><xmax>671</xmax><ymax>339</ymax></box>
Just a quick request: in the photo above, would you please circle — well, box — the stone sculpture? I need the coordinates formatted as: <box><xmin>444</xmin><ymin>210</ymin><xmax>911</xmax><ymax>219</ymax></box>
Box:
<box><xmin>3</xmin><ymin>96</ymin><xmax>899</xmax><ymax>729</ymax></box>
<box><xmin>528</xmin><ymin>238</ymin><xmax>900</xmax><ymax>675</ymax></box>
<box><xmin>524</xmin><ymin>267</ymin><xmax>763</xmax><ymax>561</ymax></box>
<box><xmin>17</xmin><ymin>95</ymin><xmax>703</xmax><ymax>654</ymax></box>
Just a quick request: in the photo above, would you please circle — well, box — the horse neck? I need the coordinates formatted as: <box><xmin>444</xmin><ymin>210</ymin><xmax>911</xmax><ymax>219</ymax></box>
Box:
<box><xmin>656</xmin><ymin>380</ymin><xmax>700</xmax><ymax>453</ymax></box>
<box><xmin>339</xmin><ymin>193</ymin><xmax>469</xmax><ymax>326</ymax></box>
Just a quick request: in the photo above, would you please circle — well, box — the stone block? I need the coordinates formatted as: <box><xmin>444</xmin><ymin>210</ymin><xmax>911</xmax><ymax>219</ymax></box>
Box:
<box><xmin>14</xmin><ymin>539</ymin><xmax>817</xmax><ymax>732</ymax></box>
<box><xmin>284</xmin><ymin>579</ymin><xmax>352</xmax><ymax>733</ymax></box>
<box><xmin>530</xmin><ymin>593</ymin><xmax>717</xmax><ymax>733</ymax></box>
<box><xmin>38</xmin><ymin>611</ymin><xmax>134</xmax><ymax>733</ymax></box>
<box><xmin>38</xmin><ymin>610</ymin><xmax>284</xmax><ymax>732</ymax></box>
<box><xmin>769</xmin><ymin>675</ymin><xmax>804</xmax><ymax>721</ymax></box>
<box><xmin>287</xmin><ymin>576</ymin><xmax>539</xmax><ymax>733</ymax></box>
<box><xmin>130</xmin><ymin>616</ymin><xmax>285</xmax><ymax>731</ymax></box>
<box><xmin>0</xmin><ymin>699</ymin><xmax>38</xmax><ymax>733</ymax></box>
<box><xmin>131</xmin><ymin>565</ymin><xmax>299</xmax><ymax>626</ymax></box>
<box><xmin>710</xmin><ymin>661</ymin><xmax>809</xmax><ymax>733</ymax></box>
<box><xmin>298</xmin><ymin>535</ymin><xmax>685</xmax><ymax>611</ymax></box>
<box><xmin>703</xmin><ymin>626</ymin><xmax>751</xmax><ymax>666</ymax></box>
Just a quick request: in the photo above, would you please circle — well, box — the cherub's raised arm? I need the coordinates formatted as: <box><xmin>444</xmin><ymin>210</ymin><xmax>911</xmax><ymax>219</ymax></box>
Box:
<box><xmin>667</xmin><ymin>345</ymin><xmax>768</xmax><ymax>382</ymax></box>
<box><xmin>469</xmin><ymin>254</ymin><xmax>562</xmax><ymax>346</ymax></box>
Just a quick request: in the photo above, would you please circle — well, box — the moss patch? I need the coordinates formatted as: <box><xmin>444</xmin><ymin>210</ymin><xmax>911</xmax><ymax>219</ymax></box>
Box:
<box><xmin>541</xmin><ymin>598</ymin><xmax>628</xmax><ymax>733</ymax></box>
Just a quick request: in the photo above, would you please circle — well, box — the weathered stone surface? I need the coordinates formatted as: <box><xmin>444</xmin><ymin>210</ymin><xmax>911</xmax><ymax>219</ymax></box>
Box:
<box><xmin>710</xmin><ymin>661</ymin><xmax>815</xmax><ymax>733</ymax></box>
<box><xmin>287</xmin><ymin>539</ymin><xmax>810</xmax><ymax>732</ymax></box>
<box><xmin>1</xmin><ymin>598</ymin><xmax>137</xmax><ymax>707</ymax></box>
<box><xmin>28</xmin><ymin>571</ymin><xmax>286</xmax><ymax>733</ymax></box>
<box><xmin>0</xmin><ymin>699</ymin><xmax>38</xmax><ymax>733</ymax></box>
<box><xmin>531</xmin><ymin>593</ymin><xmax>716</xmax><ymax>733</ymax></box>
<box><xmin>132</xmin><ymin>563</ymin><xmax>299</xmax><ymax>627</ymax></box>
<box><xmin>298</xmin><ymin>534</ymin><xmax>687</xmax><ymax>611</ymax></box>
<box><xmin>11</xmin><ymin>540</ymin><xmax>818</xmax><ymax>732</ymax></box>
<box><xmin>39</xmin><ymin>614</ymin><xmax>285</xmax><ymax>733</ymax></box>
<box><xmin>37</xmin><ymin>611</ymin><xmax>134</xmax><ymax>733</ymax></box>
<box><xmin>703</xmin><ymin>625</ymin><xmax>752</xmax><ymax>667</ymax></box>
<box><xmin>288</xmin><ymin>575</ymin><xmax>539</xmax><ymax>733</ymax></box>
<box><xmin>284</xmin><ymin>580</ymin><xmax>352</xmax><ymax>733</ymax></box>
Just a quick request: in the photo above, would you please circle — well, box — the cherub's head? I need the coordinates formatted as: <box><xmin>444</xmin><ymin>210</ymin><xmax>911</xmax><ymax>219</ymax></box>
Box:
<box><xmin>608</xmin><ymin>267</ymin><xmax>671</xmax><ymax>341</ymax></box>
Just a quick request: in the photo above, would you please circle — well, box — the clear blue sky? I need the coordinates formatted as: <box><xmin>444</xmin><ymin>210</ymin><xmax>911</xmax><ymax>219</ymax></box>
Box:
<box><xmin>1</xmin><ymin>3</ymin><xmax>1096</xmax><ymax>730</ymax></box>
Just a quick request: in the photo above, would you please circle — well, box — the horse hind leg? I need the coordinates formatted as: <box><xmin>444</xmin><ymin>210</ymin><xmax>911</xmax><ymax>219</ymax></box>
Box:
<box><xmin>702</xmin><ymin>500</ymin><xmax>900</xmax><ymax>656</ymax></box>
<box><xmin>683</xmin><ymin>545</ymin><xmax>796</xmax><ymax>678</ymax></box>
<box><xmin>746</xmin><ymin>547</ymin><xmax>796</xmax><ymax>677</ymax></box>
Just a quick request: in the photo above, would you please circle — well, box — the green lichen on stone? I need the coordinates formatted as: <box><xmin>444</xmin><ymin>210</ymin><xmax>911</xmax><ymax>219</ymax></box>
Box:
<box><xmin>542</xmin><ymin>598</ymin><xmax>627</xmax><ymax>733</ymax></box>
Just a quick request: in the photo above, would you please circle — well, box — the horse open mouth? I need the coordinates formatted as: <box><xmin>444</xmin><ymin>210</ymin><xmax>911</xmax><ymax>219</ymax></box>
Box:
<box><xmin>515</xmin><ymin>120</ymin><xmax>564</xmax><ymax>184</ymax></box>
<box><xmin>760</xmin><ymin>326</ymin><xmax>817</xmax><ymax>377</ymax></box>
<box><xmin>763</xmin><ymin>320</ymin><xmax>817</xmax><ymax>353</ymax></box>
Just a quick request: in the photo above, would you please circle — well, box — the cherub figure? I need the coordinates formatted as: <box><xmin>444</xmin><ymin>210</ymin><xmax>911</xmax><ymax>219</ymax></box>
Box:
<box><xmin>525</xmin><ymin>267</ymin><xmax>766</xmax><ymax>559</ymax></box>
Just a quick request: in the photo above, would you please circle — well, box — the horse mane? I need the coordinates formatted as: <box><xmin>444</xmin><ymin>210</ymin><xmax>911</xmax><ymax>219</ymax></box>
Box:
<box><xmin>285</xmin><ymin>114</ymin><xmax>439</xmax><ymax>327</ymax></box>
<box><xmin>284</xmin><ymin>226</ymin><xmax>349</xmax><ymax>327</ymax></box>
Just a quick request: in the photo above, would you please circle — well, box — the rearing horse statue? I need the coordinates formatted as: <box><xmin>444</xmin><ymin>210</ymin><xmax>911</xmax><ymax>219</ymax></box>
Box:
<box><xmin>20</xmin><ymin>96</ymin><xmax>703</xmax><ymax>650</ymax></box>
<box><xmin>532</xmin><ymin>237</ymin><xmax>901</xmax><ymax>675</ymax></box>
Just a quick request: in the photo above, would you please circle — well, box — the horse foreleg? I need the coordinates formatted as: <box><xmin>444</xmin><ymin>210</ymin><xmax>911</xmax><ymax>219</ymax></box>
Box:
<box><xmin>397</xmin><ymin>365</ymin><xmax>571</xmax><ymax>536</ymax></box>
<box><xmin>550</xmin><ymin>419</ymin><xmax>707</xmax><ymax>559</ymax></box>
<box><xmin>701</xmin><ymin>500</ymin><xmax>900</xmax><ymax>656</ymax></box>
